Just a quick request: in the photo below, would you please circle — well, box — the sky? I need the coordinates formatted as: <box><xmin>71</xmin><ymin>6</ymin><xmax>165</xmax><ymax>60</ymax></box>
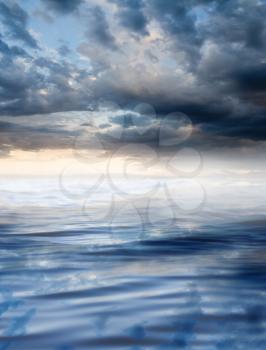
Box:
<box><xmin>0</xmin><ymin>0</ymin><xmax>266</xmax><ymax>175</ymax></box>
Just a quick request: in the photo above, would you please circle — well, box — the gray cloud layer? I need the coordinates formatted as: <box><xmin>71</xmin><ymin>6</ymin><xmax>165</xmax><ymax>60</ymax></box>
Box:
<box><xmin>0</xmin><ymin>0</ymin><xmax>266</xmax><ymax>153</ymax></box>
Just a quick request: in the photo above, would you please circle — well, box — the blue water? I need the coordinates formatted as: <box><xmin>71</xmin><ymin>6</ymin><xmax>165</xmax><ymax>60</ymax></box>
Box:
<box><xmin>0</xmin><ymin>177</ymin><xmax>266</xmax><ymax>349</ymax></box>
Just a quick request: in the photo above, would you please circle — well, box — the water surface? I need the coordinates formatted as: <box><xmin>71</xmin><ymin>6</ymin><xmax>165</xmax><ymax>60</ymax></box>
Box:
<box><xmin>0</xmin><ymin>177</ymin><xmax>266</xmax><ymax>350</ymax></box>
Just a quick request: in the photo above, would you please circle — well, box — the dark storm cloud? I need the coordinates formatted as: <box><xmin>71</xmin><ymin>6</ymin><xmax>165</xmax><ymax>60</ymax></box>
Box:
<box><xmin>0</xmin><ymin>46</ymin><xmax>91</xmax><ymax>116</ymax></box>
<box><xmin>110</xmin><ymin>0</ymin><xmax>148</xmax><ymax>35</ymax></box>
<box><xmin>234</xmin><ymin>64</ymin><xmax>266</xmax><ymax>93</ymax></box>
<box><xmin>0</xmin><ymin>1</ymin><xmax>93</xmax><ymax>120</ymax></box>
<box><xmin>0</xmin><ymin>2</ymin><xmax>38</xmax><ymax>48</ymax></box>
<box><xmin>85</xmin><ymin>6</ymin><xmax>117</xmax><ymax>50</ymax></box>
<box><xmin>200</xmin><ymin>109</ymin><xmax>266</xmax><ymax>142</ymax></box>
<box><xmin>41</xmin><ymin>0</ymin><xmax>84</xmax><ymax>14</ymax></box>
<box><xmin>147</xmin><ymin>0</ymin><xmax>203</xmax><ymax>63</ymax></box>
<box><xmin>202</xmin><ymin>0</ymin><xmax>266</xmax><ymax>50</ymax></box>
<box><xmin>110</xmin><ymin>112</ymin><xmax>155</xmax><ymax>128</ymax></box>
<box><xmin>148</xmin><ymin>0</ymin><xmax>198</xmax><ymax>37</ymax></box>
<box><xmin>1</xmin><ymin>0</ymin><xmax>266</xmax><ymax>151</ymax></box>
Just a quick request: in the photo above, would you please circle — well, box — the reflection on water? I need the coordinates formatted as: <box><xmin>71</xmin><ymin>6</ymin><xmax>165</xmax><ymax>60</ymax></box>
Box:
<box><xmin>0</xmin><ymin>177</ymin><xmax>266</xmax><ymax>350</ymax></box>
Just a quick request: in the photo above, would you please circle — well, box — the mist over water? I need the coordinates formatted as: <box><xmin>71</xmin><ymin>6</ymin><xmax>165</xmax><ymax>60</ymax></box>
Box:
<box><xmin>0</xmin><ymin>176</ymin><xmax>266</xmax><ymax>350</ymax></box>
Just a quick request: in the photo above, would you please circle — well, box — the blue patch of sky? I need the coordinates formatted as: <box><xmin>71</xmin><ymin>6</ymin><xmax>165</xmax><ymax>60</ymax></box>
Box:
<box><xmin>22</xmin><ymin>0</ymin><xmax>86</xmax><ymax>65</ymax></box>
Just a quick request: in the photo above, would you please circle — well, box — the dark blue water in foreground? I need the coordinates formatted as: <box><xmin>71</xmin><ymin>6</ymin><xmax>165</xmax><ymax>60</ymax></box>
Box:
<box><xmin>0</xmin><ymin>178</ymin><xmax>266</xmax><ymax>349</ymax></box>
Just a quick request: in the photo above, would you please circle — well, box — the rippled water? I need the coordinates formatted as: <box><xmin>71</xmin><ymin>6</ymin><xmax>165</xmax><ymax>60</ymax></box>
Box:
<box><xmin>0</xmin><ymin>177</ymin><xmax>266</xmax><ymax>350</ymax></box>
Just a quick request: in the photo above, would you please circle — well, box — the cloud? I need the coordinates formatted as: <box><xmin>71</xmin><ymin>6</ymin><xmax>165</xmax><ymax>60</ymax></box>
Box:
<box><xmin>110</xmin><ymin>0</ymin><xmax>149</xmax><ymax>35</ymax></box>
<box><xmin>234</xmin><ymin>64</ymin><xmax>266</xmax><ymax>93</ymax></box>
<box><xmin>1</xmin><ymin>0</ymin><xmax>266</xmax><ymax>152</ymax></box>
<box><xmin>84</xmin><ymin>6</ymin><xmax>118</xmax><ymax>50</ymax></box>
<box><xmin>0</xmin><ymin>44</ymin><xmax>93</xmax><ymax>117</ymax></box>
<box><xmin>0</xmin><ymin>1</ymin><xmax>38</xmax><ymax>48</ymax></box>
<box><xmin>0</xmin><ymin>113</ymin><xmax>81</xmax><ymax>152</ymax></box>
<box><xmin>41</xmin><ymin>0</ymin><xmax>84</xmax><ymax>14</ymax></box>
<box><xmin>58</xmin><ymin>44</ymin><xmax>72</xmax><ymax>56</ymax></box>
<box><xmin>0</xmin><ymin>34</ymin><xmax>29</xmax><ymax>57</ymax></box>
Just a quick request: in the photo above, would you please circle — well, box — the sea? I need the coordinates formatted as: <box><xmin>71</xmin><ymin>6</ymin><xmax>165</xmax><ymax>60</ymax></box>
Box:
<box><xmin>0</xmin><ymin>175</ymin><xmax>265</xmax><ymax>349</ymax></box>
